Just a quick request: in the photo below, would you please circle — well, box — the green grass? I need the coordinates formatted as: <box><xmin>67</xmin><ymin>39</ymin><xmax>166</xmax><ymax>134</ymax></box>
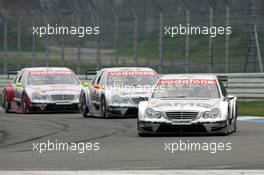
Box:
<box><xmin>117</xmin><ymin>28</ymin><xmax>264</xmax><ymax>73</ymax></box>
<box><xmin>238</xmin><ymin>101</ymin><xmax>264</xmax><ymax>117</ymax></box>
<box><xmin>118</xmin><ymin>28</ymin><xmax>248</xmax><ymax>61</ymax></box>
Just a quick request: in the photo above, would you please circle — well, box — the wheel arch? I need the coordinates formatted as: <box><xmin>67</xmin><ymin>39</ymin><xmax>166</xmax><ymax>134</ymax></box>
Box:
<box><xmin>3</xmin><ymin>85</ymin><xmax>15</xmax><ymax>102</ymax></box>
<box><xmin>229</xmin><ymin>97</ymin><xmax>237</xmax><ymax>118</ymax></box>
<box><xmin>22</xmin><ymin>90</ymin><xmax>31</xmax><ymax>105</ymax></box>
<box><xmin>81</xmin><ymin>89</ymin><xmax>90</xmax><ymax>106</ymax></box>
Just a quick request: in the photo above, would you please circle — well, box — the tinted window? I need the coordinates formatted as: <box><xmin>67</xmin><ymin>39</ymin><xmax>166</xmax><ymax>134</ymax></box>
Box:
<box><xmin>153</xmin><ymin>79</ymin><xmax>220</xmax><ymax>99</ymax></box>
<box><xmin>107</xmin><ymin>71</ymin><xmax>158</xmax><ymax>86</ymax></box>
<box><xmin>14</xmin><ymin>71</ymin><xmax>24</xmax><ymax>84</ymax></box>
<box><xmin>91</xmin><ymin>75</ymin><xmax>98</xmax><ymax>85</ymax></box>
<box><xmin>218</xmin><ymin>79</ymin><xmax>227</xmax><ymax>97</ymax></box>
<box><xmin>27</xmin><ymin>70</ymin><xmax>80</xmax><ymax>85</ymax></box>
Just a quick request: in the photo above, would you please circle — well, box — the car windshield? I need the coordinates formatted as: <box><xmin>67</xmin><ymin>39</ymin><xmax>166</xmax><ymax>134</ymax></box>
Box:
<box><xmin>107</xmin><ymin>71</ymin><xmax>158</xmax><ymax>86</ymax></box>
<box><xmin>152</xmin><ymin>79</ymin><xmax>220</xmax><ymax>99</ymax></box>
<box><xmin>28</xmin><ymin>71</ymin><xmax>80</xmax><ymax>85</ymax></box>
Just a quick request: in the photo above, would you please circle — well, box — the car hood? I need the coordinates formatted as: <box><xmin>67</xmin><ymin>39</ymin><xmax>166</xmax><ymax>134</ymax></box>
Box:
<box><xmin>26</xmin><ymin>84</ymin><xmax>82</xmax><ymax>95</ymax></box>
<box><xmin>147</xmin><ymin>98</ymin><xmax>221</xmax><ymax>111</ymax></box>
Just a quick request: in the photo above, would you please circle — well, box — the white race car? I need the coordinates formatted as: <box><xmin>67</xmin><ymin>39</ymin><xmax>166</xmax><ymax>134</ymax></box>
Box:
<box><xmin>138</xmin><ymin>74</ymin><xmax>237</xmax><ymax>136</ymax></box>
<box><xmin>79</xmin><ymin>67</ymin><xmax>159</xmax><ymax>118</ymax></box>
<box><xmin>2</xmin><ymin>67</ymin><xmax>83</xmax><ymax>113</ymax></box>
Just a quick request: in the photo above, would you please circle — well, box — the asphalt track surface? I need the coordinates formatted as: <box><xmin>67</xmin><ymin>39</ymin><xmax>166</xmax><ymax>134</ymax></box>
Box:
<box><xmin>0</xmin><ymin>110</ymin><xmax>263</xmax><ymax>170</ymax></box>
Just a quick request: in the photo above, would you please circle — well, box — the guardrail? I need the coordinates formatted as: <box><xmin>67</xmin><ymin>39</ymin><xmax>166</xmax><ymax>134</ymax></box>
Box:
<box><xmin>0</xmin><ymin>73</ymin><xmax>263</xmax><ymax>100</ymax></box>
<box><xmin>218</xmin><ymin>73</ymin><xmax>264</xmax><ymax>100</ymax></box>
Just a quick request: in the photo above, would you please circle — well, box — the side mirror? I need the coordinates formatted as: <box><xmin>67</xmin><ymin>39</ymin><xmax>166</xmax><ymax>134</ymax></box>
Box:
<box><xmin>83</xmin><ymin>82</ymin><xmax>90</xmax><ymax>87</ymax></box>
<box><xmin>227</xmin><ymin>95</ymin><xmax>235</xmax><ymax>100</ymax></box>
<box><xmin>93</xmin><ymin>84</ymin><xmax>101</xmax><ymax>89</ymax></box>
<box><xmin>16</xmin><ymin>82</ymin><xmax>22</xmax><ymax>87</ymax></box>
<box><xmin>224</xmin><ymin>95</ymin><xmax>235</xmax><ymax>101</ymax></box>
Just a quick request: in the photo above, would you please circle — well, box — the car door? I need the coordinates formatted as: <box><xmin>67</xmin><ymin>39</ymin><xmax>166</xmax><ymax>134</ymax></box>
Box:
<box><xmin>96</xmin><ymin>71</ymin><xmax>106</xmax><ymax>109</ymax></box>
<box><xmin>13</xmin><ymin>70</ymin><xmax>25</xmax><ymax>103</ymax></box>
<box><xmin>9</xmin><ymin>73</ymin><xmax>20</xmax><ymax>109</ymax></box>
<box><xmin>91</xmin><ymin>71</ymin><xmax>105</xmax><ymax>114</ymax></box>
<box><xmin>218</xmin><ymin>78</ymin><xmax>234</xmax><ymax>119</ymax></box>
<box><xmin>88</xmin><ymin>71</ymin><xmax>102</xmax><ymax>113</ymax></box>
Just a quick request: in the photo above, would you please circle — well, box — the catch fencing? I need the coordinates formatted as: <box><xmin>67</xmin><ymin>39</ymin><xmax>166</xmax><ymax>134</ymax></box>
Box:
<box><xmin>0</xmin><ymin>0</ymin><xmax>264</xmax><ymax>74</ymax></box>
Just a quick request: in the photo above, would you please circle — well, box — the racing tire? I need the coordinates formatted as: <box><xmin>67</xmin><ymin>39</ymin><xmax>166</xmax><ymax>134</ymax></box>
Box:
<box><xmin>233</xmin><ymin>104</ymin><xmax>238</xmax><ymax>133</ymax></box>
<box><xmin>230</xmin><ymin>115</ymin><xmax>237</xmax><ymax>134</ymax></box>
<box><xmin>80</xmin><ymin>93</ymin><xmax>89</xmax><ymax>118</ymax></box>
<box><xmin>227</xmin><ymin>105</ymin><xmax>237</xmax><ymax>134</ymax></box>
<box><xmin>101</xmin><ymin>96</ymin><xmax>109</xmax><ymax>119</ymax></box>
<box><xmin>21</xmin><ymin>93</ymin><xmax>28</xmax><ymax>114</ymax></box>
<box><xmin>221</xmin><ymin>120</ymin><xmax>231</xmax><ymax>136</ymax></box>
<box><xmin>233</xmin><ymin>117</ymin><xmax>237</xmax><ymax>133</ymax></box>
<box><xmin>220</xmin><ymin>107</ymin><xmax>233</xmax><ymax>136</ymax></box>
<box><xmin>2</xmin><ymin>91</ymin><xmax>10</xmax><ymax>113</ymax></box>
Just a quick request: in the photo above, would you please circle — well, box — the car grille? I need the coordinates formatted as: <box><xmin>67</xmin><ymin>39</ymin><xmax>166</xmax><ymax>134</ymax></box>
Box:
<box><xmin>50</xmin><ymin>95</ymin><xmax>75</xmax><ymax>101</ymax></box>
<box><xmin>165</xmin><ymin>111</ymin><xmax>198</xmax><ymax>120</ymax></box>
<box><xmin>132</xmin><ymin>97</ymin><xmax>148</xmax><ymax>104</ymax></box>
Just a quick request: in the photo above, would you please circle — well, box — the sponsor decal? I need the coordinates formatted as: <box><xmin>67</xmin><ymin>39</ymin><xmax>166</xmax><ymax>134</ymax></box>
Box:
<box><xmin>29</xmin><ymin>70</ymin><xmax>72</xmax><ymax>75</ymax></box>
<box><xmin>149</xmin><ymin>100</ymin><xmax>213</xmax><ymax>108</ymax></box>
<box><xmin>107</xmin><ymin>71</ymin><xmax>156</xmax><ymax>76</ymax></box>
<box><xmin>159</xmin><ymin>79</ymin><xmax>216</xmax><ymax>85</ymax></box>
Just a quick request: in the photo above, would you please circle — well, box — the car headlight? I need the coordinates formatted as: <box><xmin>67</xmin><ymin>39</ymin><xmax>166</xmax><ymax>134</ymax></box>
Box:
<box><xmin>32</xmin><ymin>93</ymin><xmax>49</xmax><ymax>101</ymax></box>
<box><xmin>203</xmin><ymin>108</ymin><xmax>221</xmax><ymax>119</ymax></box>
<box><xmin>122</xmin><ymin>97</ymin><xmax>129</xmax><ymax>104</ymax></box>
<box><xmin>112</xmin><ymin>95</ymin><xmax>122</xmax><ymax>104</ymax></box>
<box><xmin>145</xmin><ymin>108</ymin><xmax>162</xmax><ymax>118</ymax></box>
<box><xmin>112</xmin><ymin>95</ymin><xmax>129</xmax><ymax>104</ymax></box>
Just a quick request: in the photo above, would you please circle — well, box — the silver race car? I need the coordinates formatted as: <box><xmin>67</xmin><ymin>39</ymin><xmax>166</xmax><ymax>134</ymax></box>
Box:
<box><xmin>79</xmin><ymin>67</ymin><xmax>159</xmax><ymax>118</ymax></box>
<box><xmin>2</xmin><ymin>67</ymin><xmax>83</xmax><ymax>113</ymax></box>
<box><xmin>137</xmin><ymin>74</ymin><xmax>237</xmax><ymax>136</ymax></box>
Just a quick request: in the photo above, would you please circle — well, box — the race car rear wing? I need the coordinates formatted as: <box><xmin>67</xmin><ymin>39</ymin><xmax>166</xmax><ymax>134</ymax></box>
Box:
<box><xmin>85</xmin><ymin>70</ymin><xmax>98</xmax><ymax>80</ymax></box>
<box><xmin>217</xmin><ymin>76</ymin><xmax>228</xmax><ymax>88</ymax></box>
<box><xmin>7</xmin><ymin>70</ymin><xmax>19</xmax><ymax>79</ymax></box>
